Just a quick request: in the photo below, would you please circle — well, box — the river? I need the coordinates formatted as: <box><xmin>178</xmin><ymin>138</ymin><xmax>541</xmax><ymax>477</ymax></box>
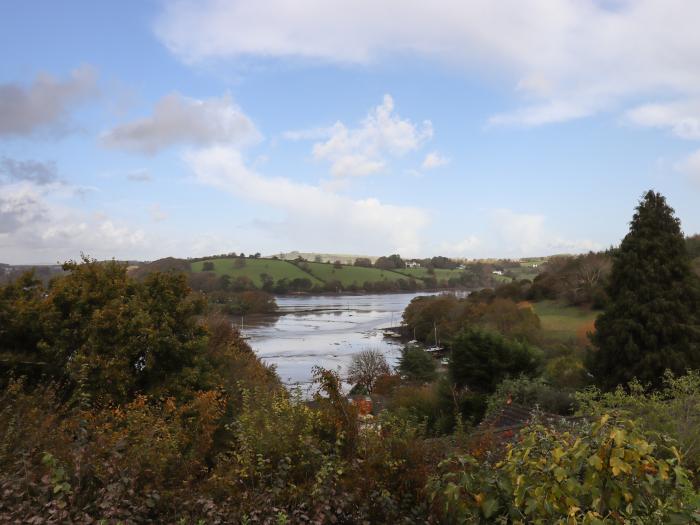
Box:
<box><xmin>241</xmin><ymin>292</ymin><xmax>433</xmax><ymax>391</ymax></box>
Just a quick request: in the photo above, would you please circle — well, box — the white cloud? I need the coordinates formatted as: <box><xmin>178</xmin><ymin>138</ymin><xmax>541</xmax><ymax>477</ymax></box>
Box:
<box><xmin>155</xmin><ymin>0</ymin><xmax>700</xmax><ymax>127</ymax></box>
<box><xmin>626</xmin><ymin>100</ymin><xmax>700</xmax><ymax>140</ymax></box>
<box><xmin>422</xmin><ymin>151</ymin><xmax>449</xmax><ymax>170</ymax></box>
<box><xmin>0</xmin><ymin>186</ymin><xmax>48</xmax><ymax>234</ymax></box>
<box><xmin>675</xmin><ymin>149</ymin><xmax>700</xmax><ymax>186</ymax></box>
<box><xmin>310</xmin><ymin>94</ymin><xmax>433</xmax><ymax>177</ymax></box>
<box><xmin>626</xmin><ymin>101</ymin><xmax>700</xmax><ymax>186</ymax></box>
<box><xmin>488</xmin><ymin>100</ymin><xmax>595</xmax><ymax>127</ymax></box>
<box><xmin>0</xmin><ymin>65</ymin><xmax>97</xmax><ymax>136</ymax></box>
<box><xmin>491</xmin><ymin>209</ymin><xmax>547</xmax><ymax>255</ymax></box>
<box><xmin>0</xmin><ymin>182</ymin><xmax>148</xmax><ymax>264</ymax></box>
<box><xmin>102</xmin><ymin>93</ymin><xmax>260</xmax><ymax>154</ymax></box>
<box><xmin>440</xmin><ymin>236</ymin><xmax>481</xmax><ymax>257</ymax></box>
<box><xmin>489</xmin><ymin>208</ymin><xmax>600</xmax><ymax>256</ymax></box>
<box><xmin>0</xmin><ymin>157</ymin><xmax>59</xmax><ymax>185</ymax></box>
<box><xmin>184</xmin><ymin>146</ymin><xmax>428</xmax><ymax>255</ymax></box>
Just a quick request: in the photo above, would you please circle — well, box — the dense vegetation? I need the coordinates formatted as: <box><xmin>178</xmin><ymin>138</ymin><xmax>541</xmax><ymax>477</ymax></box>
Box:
<box><xmin>1</xmin><ymin>191</ymin><xmax>700</xmax><ymax>523</ymax></box>
<box><xmin>589</xmin><ymin>191</ymin><xmax>700</xmax><ymax>389</ymax></box>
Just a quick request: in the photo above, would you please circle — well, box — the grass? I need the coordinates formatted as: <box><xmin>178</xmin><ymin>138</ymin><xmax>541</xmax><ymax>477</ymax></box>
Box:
<box><xmin>507</xmin><ymin>266</ymin><xmax>540</xmax><ymax>281</ymax></box>
<box><xmin>190</xmin><ymin>258</ymin><xmax>492</xmax><ymax>290</ymax></box>
<box><xmin>393</xmin><ymin>267</ymin><xmax>465</xmax><ymax>282</ymax></box>
<box><xmin>492</xmin><ymin>274</ymin><xmax>513</xmax><ymax>283</ymax></box>
<box><xmin>302</xmin><ymin>261</ymin><xmax>411</xmax><ymax>287</ymax></box>
<box><xmin>190</xmin><ymin>258</ymin><xmax>323</xmax><ymax>287</ymax></box>
<box><xmin>531</xmin><ymin>300</ymin><xmax>599</xmax><ymax>344</ymax></box>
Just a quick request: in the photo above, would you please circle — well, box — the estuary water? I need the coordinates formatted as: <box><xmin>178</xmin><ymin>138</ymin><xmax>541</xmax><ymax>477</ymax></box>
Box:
<box><xmin>242</xmin><ymin>292</ymin><xmax>432</xmax><ymax>390</ymax></box>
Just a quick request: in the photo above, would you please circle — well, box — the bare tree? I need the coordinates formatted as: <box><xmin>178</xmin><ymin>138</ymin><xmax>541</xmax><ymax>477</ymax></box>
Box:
<box><xmin>347</xmin><ymin>349</ymin><xmax>391</xmax><ymax>393</ymax></box>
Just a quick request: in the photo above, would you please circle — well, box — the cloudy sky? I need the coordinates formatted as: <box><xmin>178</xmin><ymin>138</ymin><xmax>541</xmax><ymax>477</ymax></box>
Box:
<box><xmin>2</xmin><ymin>0</ymin><xmax>700</xmax><ymax>264</ymax></box>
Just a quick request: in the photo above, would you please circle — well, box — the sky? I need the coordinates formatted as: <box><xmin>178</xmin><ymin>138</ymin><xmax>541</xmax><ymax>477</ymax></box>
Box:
<box><xmin>2</xmin><ymin>0</ymin><xmax>700</xmax><ymax>264</ymax></box>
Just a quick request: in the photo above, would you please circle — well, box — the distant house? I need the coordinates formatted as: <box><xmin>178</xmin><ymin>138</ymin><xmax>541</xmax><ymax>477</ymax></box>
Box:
<box><xmin>531</xmin><ymin>263</ymin><xmax>539</xmax><ymax>268</ymax></box>
<box><xmin>492</xmin><ymin>270</ymin><xmax>504</xmax><ymax>275</ymax></box>
<box><xmin>456</xmin><ymin>264</ymin><xmax>466</xmax><ymax>270</ymax></box>
<box><xmin>405</xmin><ymin>261</ymin><xmax>421</xmax><ymax>268</ymax></box>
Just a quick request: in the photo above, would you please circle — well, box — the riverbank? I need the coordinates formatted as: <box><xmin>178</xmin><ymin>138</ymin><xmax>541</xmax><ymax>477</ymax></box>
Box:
<box><xmin>240</xmin><ymin>292</ymin><xmax>430</xmax><ymax>388</ymax></box>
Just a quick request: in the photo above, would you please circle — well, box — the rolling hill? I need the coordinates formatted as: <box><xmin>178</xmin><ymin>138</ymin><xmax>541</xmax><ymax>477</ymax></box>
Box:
<box><xmin>190</xmin><ymin>258</ymin><xmax>323</xmax><ymax>287</ymax></box>
<box><xmin>300</xmin><ymin>261</ymin><xmax>414</xmax><ymax>287</ymax></box>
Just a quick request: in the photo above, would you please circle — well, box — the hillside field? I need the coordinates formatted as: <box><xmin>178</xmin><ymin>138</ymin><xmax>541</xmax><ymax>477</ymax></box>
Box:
<box><xmin>190</xmin><ymin>258</ymin><xmax>504</xmax><ymax>290</ymax></box>
<box><xmin>393</xmin><ymin>267</ymin><xmax>465</xmax><ymax>282</ymax></box>
<box><xmin>301</xmin><ymin>261</ymin><xmax>413</xmax><ymax>287</ymax></box>
<box><xmin>531</xmin><ymin>300</ymin><xmax>599</xmax><ymax>344</ymax></box>
<box><xmin>190</xmin><ymin>258</ymin><xmax>323</xmax><ymax>287</ymax></box>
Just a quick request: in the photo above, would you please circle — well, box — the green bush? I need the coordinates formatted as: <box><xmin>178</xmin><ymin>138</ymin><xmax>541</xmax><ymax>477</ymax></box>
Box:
<box><xmin>428</xmin><ymin>415</ymin><xmax>700</xmax><ymax>524</ymax></box>
<box><xmin>485</xmin><ymin>376</ymin><xmax>576</xmax><ymax>417</ymax></box>
<box><xmin>397</xmin><ymin>346</ymin><xmax>438</xmax><ymax>383</ymax></box>
<box><xmin>449</xmin><ymin>328</ymin><xmax>542</xmax><ymax>393</ymax></box>
<box><xmin>576</xmin><ymin>370</ymin><xmax>700</xmax><ymax>471</ymax></box>
<box><xmin>389</xmin><ymin>377</ymin><xmax>486</xmax><ymax>435</ymax></box>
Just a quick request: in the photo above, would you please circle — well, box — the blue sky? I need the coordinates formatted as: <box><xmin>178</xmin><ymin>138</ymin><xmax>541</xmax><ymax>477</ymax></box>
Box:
<box><xmin>2</xmin><ymin>0</ymin><xmax>700</xmax><ymax>264</ymax></box>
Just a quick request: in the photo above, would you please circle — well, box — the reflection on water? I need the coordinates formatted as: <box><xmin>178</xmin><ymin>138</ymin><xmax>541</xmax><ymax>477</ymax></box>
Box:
<box><xmin>241</xmin><ymin>292</ymin><xmax>433</xmax><ymax>389</ymax></box>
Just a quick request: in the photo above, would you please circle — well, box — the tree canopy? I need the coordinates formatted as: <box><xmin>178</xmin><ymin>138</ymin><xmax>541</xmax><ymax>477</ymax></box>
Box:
<box><xmin>347</xmin><ymin>348</ymin><xmax>391</xmax><ymax>393</ymax></box>
<box><xmin>448</xmin><ymin>328</ymin><xmax>541</xmax><ymax>393</ymax></box>
<box><xmin>589</xmin><ymin>191</ymin><xmax>700</xmax><ymax>389</ymax></box>
<box><xmin>0</xmin><ymin>257</ymin><xmax>274</xmax><ymax>404</ymax></box>
<box><xmin>397</xmin><ymin>346</ymin><xmax>437</xmax><ymax>383</ymax></box>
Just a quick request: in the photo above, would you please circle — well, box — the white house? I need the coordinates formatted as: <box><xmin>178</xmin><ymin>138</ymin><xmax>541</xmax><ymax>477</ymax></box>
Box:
<box><xmin>492</xmin><ymin>270</ymin><xmax>504</xmax><ymax>275</ymax></box>
<box><xmin>405</xmin><ymin>261</ymin><xmax>421</xmax><ymax>268</ymax></box>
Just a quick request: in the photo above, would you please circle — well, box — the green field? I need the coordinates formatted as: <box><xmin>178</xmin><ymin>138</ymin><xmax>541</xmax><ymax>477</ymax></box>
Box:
<box><xmin>302</xmin><ymin>262</ymin><xmax>410</xmax><ymax>287</ymax></box>
<box><xmin>191</xmin><ymin>258</ymin><xmax>323</xmax><ymax>287</ymax></box>
<box><xmin>393</xmin><ymin>267</ymin><xmax>465</xmax><ymax>282</ymax></box>
<box><xmin>507</xmin><ymin>265</ymin><xmax>540</xmax><ymax>281</ymax></box>
<box><xmin>492</xmin><ymin>273</ymin><xmax>513</xmax><ymax>284</ymax></box>
<box><xmin>190</xmin><ymin>258</ymin><xmax>488</xmax><ymax>289</ymax></box>
<box><xmin>531</xmin><ymin>300</ymin><xmax>599</xmax><ymax>343</ymax></box>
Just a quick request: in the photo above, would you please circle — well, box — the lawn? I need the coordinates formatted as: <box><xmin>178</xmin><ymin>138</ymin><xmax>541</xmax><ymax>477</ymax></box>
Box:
<box><xmin>531</xmin><ymin>300</ymin><xmax>599</xmax><ymax>344</ymax></box>
<box><xmin>302</xmin><ymin>262</ymin><xmax>411</xmax><ymax>287</ymax></box>
<box><xmin>190</xmin><ymin>258</ymin><xmax>323</xmax><ymax>287</ymax></box>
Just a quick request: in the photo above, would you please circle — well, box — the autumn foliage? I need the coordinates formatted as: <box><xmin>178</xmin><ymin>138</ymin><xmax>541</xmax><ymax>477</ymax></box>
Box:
<box><xmin>1</xmin><ymin>257</ymin><xmax>699</xmax><ymax>523</ymax></box>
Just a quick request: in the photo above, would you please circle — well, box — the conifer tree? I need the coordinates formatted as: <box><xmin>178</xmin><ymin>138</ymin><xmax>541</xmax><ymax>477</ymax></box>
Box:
<box><xmin>590</xmin><ymin>191</ymin><xmax>700</xmax><ymax>389</ymax></box>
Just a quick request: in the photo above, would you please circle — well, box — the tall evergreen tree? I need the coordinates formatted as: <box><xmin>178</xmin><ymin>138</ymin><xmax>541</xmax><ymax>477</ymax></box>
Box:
<box><xmin>589</xmin><ymin>191</ymin><xmax>700</xmax><ymax>389</ymax></box>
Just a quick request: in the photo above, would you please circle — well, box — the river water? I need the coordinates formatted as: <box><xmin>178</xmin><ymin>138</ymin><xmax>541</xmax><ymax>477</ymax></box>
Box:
<box><xmin>242</xmin><ymin>292</ymin><xmax>432</xmax><ymax>390</ymax></box>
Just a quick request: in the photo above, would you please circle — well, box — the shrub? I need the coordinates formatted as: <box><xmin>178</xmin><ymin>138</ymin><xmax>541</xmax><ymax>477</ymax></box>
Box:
<box><xmin>389</xmin><ymin>378</ymin><xmax>485</xmax><ymax>435</ymax></box>
<box><xmin>389</xmin><ymin>384</ymin><xmax>445</xmax><ymax>432</ymax></box>
<box><xmin>485</xmin><ymin>376</ymin><xmax>576</xmax><ymax>417</ymax></box>
<box><xmin>449</xmin><ymin>328</ymin><xmax>542</xmax><ymax>393</ymax></box>
<box><xmin>481</xmin><ymin>298</ymin><xmax>541</xmax><ymax>344</ymax></box>
<box><xmin>397</xmin><ymin>346</ymin><xmax>437</xmax><ymax>383</ymax></box>
<box><xmin>576</xmin><ymin>370</ymin><xmax>700</xmax><ymax>471</ymax></box>
<box><xmin>545</xmin><ymin>351</ymin><xmax>590</xmax><ymax>390</ymax></box>
<box><xmin>223</xmin><ymin>290</ymin><xmax>277</xmax><ymax>315</ymax></box>
<box><xmin>428</xmin><ymin>415</ymin><xmax>700</xmax><ymax>524</ymax></box>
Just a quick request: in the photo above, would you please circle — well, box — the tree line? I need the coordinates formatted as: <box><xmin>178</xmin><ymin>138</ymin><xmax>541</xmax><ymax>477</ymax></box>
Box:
<box><xmin>1</xmin><ymin>190</ymin><xmax>699</xmax><ymax>522</ymax></box>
